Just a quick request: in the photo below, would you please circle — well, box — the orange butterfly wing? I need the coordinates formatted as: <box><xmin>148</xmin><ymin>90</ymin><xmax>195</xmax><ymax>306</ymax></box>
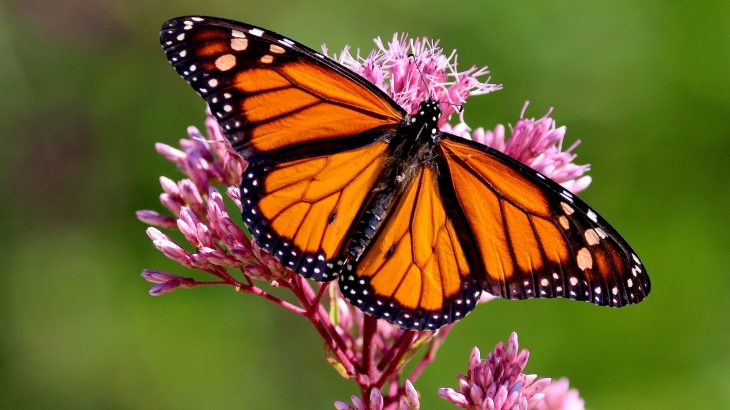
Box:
<box><xmin>438</xmin><ymin>135</ymin><xmax>650</xmax><ymax>306</ymax></box>
<box><xmin>161</xmin><ymin>17</ymin><xmax>404</xmax><ymax>279</ymax></box>
<box><xmin>242</xmin><ymin>142</ymin><xmax>389</xmax><ymax>280</ymax></box>
<box><xmin>339</xmin><ymin>167</ymin><xmax>482</xmax><ymax>330</ymax></box>
<box><xmin>161</xmin><ymin>17</ymin><xmax>403</xmax><ymax>161</ymax></box>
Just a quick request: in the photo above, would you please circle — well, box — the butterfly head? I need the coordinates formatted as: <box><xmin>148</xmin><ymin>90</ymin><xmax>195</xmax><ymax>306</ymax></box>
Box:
<box><xmin>410</xmin><ymin>99</ymin><xmax>442</xmax><ymax>140</ymax></box>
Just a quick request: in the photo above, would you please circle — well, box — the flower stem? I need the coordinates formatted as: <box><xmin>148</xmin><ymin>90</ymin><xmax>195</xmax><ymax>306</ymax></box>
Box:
<box><xmin>376</xmin><ymin>331</ymin><xmax>418</xmax><ymax>388</ymax></box>
<box><xmin>407</xmin><ymin>324</ymin><xmax>453</xmax><ymax>383</ymax></box>
<box><xmin>235</xmin><ymin>283</ymin><xmax>307</xmax><ymax>316</ymax></box>
<box><xmin>362</xmin><ymin>314</ymin><xmax>378</xmax><ymax>379</ymax></box>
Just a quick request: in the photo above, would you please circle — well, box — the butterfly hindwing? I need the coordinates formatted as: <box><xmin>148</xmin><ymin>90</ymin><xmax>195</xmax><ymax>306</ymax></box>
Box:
<box><xmin>438</xmin><ymin>134</ymin><xmax>650</xmax><ymax>306</ymax></box>
<box><xmin>160</xmin><ymin>16</ymin><xmax>403</xmax><ymax>162</ymax></box>
<box><xmin>243</xmin><ymin>141</ymin><xmax>390</xmax><ymax>281</ymax></box>
<box><xmin>339</xmin><ymin>167</ymin><xmax>483</xmax><ymax>330</ymax></box>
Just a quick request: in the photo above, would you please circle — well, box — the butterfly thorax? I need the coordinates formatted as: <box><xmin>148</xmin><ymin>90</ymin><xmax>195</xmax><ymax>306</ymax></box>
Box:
<box><xmin>387</xmin><ymin>100</ymin><xmax>443</xmax><ymax>186</ymax></box>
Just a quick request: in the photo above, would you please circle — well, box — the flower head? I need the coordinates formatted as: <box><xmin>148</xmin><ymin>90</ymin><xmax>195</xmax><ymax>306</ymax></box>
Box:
<box><xmin>141</xmin><ymin>269</ymin><xmax>195</xmax><ymax>296</ymax></box>
<box><xmin>439</xmin><ymin>332</ymin><xmax>551</xmax><ymax>410</ymax></box>
<box><xmin>138</xmin><ymin>110</ymin><xmax>290</xmax><ymax>294</ymax></box>
<box><xmin>444</xmin><ymin>102</ymin><xmax>591</xmax><ymax>194</ymax></box>
<box><xmin>536</xmin><ymin>379</ymin><xmax>585</xmax><ymax>410</ymax></box>
<box><xmin>334</xmin><ymin>388</ymin><xmax>383</xmax><ymax>410</ymax></box>
<box><xmin>334</xmin><ymin>381</ymin><xmax>420</xmax><ymax>410</ymax></box>
<box><xmin>325</xmin><ymin>33</ymin><xmax>501</xmax><ymax>125</ymax></box>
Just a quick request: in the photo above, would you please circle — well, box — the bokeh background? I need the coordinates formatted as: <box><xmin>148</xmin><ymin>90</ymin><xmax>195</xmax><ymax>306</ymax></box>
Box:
<box><xmin>1</xmin><ymin>0</ymin><xmax>728</xmax><ymax>408</ymax></box>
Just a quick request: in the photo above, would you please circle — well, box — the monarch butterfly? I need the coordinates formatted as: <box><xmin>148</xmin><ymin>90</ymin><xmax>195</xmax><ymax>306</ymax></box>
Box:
<box><xmin>160</xmin><ymin>16</ymin><xmax>650</xmax><ymax>330</ymax></box>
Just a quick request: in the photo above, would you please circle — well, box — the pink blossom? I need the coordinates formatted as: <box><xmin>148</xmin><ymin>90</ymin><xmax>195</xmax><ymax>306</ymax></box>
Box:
<box><xmin>536</xmin><ymin>379</ymin><xmax>585</xmax><ymax>410</ymax></box>
<box><xmin>325</xmin><ymin>33</ymin><xmax>501</xmax><ymax>124</ymax></box>
<box><xmin>444</xmin><ymin>102</ymin><xmax>591</xmax><ymax>194</ymax></box>
<box><xmin>140</xmin><ymin>270</ymin><xmax>195</xmax><ymax>296</ymax></box>
<box><xmin>439</xmin><ymin>333</ymin><xmax>551</xmax><ymax>410</ymax></box>
<box><xmin>335</xmin><ymin>381</ymin><xmax>420</xmax><ymax>410</ymax></box>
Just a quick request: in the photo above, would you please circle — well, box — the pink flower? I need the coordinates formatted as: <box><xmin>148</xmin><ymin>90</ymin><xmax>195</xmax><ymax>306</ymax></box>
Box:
<box><xmin>141</xmin><ymin>270</ymin><xmax>195</xmax><ymax>296</ymax></box>
<box><xmin>444</xmin><ymin>102</ymin><xmax>591</xmax><ymax>194</ymax></box>
<box><xmin>439</xmin><ymin>332</ymin><xmax>551</xmax><ymax>410</ymax></box>
<box><xmin>536</xmin><ymin>379</ymin><xmax>585</xmax><ymax>410</ymax></box>
<box><xmin>334</xmin><ymin>388</ymin><xmax>384</xmax><ymax>410</ymax></box>
<box><xmin>325</xmin><ymin>33</ymin><xmax>501</xmax><ymax>124</ymax></box>
<box><xmin>334</xmin><ymin>381</ymin><xmax>420</xmax><ymax>410</ymax></box>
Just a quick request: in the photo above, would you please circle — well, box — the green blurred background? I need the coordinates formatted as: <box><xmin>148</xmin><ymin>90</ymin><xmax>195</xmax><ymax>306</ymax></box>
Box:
<box><xmin>1</xmin><ymin>0</ymin><xmax>728</xmax><ymax>408</ymax></box>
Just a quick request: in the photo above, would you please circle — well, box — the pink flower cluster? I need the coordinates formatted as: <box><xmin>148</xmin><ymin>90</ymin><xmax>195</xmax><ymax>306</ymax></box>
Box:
<box><xmin>335</xmin><ymin>380</ymin><xmax>420</xmax><ymax>410</ymax></box>
<box><xmin>326</xmin><ymin>33</ymin><xmax>501</xmax><ymax>123</ymax></box>
<box><xmin>141</xmin><ymin>30</ymin><xmax>589</xmax><ymax>409</ymax></box>
<box><xmin>439</xmin><ymin>333</ymin><xmax>550</xmax><ymax>410</ymax></box>
<box><xmin>444</xmin><ymin>103</ymin><xmax>591</xmax><ymax>194</ymax></box>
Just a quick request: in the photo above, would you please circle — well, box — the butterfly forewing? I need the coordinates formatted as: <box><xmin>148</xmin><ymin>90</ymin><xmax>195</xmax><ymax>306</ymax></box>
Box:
<box><xmin>242</xmin><ymin>141</ymin><xmax>390</xmax><ymax>280</ymax></box>
<box><xmin>438</xmin><ymin>134</ymin><xmax>650</xmax><ymax>306</ymax></box>
<box><xmin>160</xmin><ymin>16</ymin><xmax>403</xmax><ymax>161</ymax></box>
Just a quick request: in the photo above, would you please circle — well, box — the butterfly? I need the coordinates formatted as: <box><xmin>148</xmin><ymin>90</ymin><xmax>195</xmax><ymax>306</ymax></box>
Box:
<box><xmin>160</xmin><ymin>16</ymin><xmax>650</xmax><ymax>330</ymax></box>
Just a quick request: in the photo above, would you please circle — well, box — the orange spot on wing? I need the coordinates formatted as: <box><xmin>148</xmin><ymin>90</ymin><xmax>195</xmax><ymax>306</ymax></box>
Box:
<box><xmin>191</xmin><ymin>27</ymin><xmax>225</xmax><ymax>42</ymax></box>
<box><xmin>592</xmin><ymin>247</ymin><xmax>613</xmax><ymax>280</ymax></box>
<box><xmin>197</xmin><ymin>41</ymin><xmax>228</xmax><ymax>58</ymax></box>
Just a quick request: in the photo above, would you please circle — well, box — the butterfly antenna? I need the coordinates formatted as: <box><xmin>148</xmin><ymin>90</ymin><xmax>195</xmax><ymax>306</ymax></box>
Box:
<box><xmin>407</xmin><ymin>53</ymin><xmax>463</xmax><ymax>112</ymax></box>
<box><xmin>443</xmin><ymin>100</ymin><xmax>464</xmax><ymax>113</ymax></box>
<box><xmin>408</xmin><ymin>53</ymin><xmax>432</xmax><ymax>99</ymax></box>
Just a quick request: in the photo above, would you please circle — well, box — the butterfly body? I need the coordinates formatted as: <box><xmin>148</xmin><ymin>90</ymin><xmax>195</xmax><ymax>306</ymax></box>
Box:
<box><xmin>161</xmin><ymin>16</ymin><xmax>650</xmax><ymax>330</ymax></box>
<box><xmin>333</xmin><ymin>100</ymin><xmax>444</xmax><ymax>275</ymax></box>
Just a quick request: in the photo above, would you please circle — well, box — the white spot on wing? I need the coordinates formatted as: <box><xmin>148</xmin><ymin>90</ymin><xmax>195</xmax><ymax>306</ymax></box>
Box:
<box><xmin>587</xmin><ymin>209</ymin><xmax>598</xmax><ymax>222</ymax></box>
